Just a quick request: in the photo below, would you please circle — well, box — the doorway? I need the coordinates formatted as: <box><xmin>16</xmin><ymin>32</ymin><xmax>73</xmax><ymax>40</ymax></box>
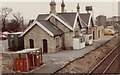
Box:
<box><xmin>29</xmin><ymin>39</ymin><xmax>34</xmax><ymax>48</ymax></box>
<box><xmin>43</xmin><ymin>39</ymin><xmax>48</xmax><ymax>53</ymax></box>
<box><xmin>98</xmin><ymin>30</ymin><xmax>100</xmax><ymax>38</ymax></box>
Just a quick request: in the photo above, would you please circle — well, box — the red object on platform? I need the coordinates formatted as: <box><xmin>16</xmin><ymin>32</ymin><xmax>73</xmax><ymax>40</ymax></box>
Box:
<box><xmin>34</xmin><ymin>54</ymin><xmax>40</xmax><ymax>67</ymax></box>
<box><xmin>19</xmin><ymin>58</ymin><xmax>24</xmax><ymax>72</ymax></box>
<box><xmin>27</xmin><ymin>54</ymin><xmax>34</xmax><ymax>69</ymax></box>
<box><xmin>13</xmin><ymin>57</ymin><xmax>30</xmax><ymax>72</ymax></box>
<box><xmin>13</xmin><ymin>58</ymin><xmax>20</xmax><ymax>71</ymax></box>
<box><xmin>22</xmin><ymin>57</ymin><xmax>27</xmax><ymax>72</ymax></box>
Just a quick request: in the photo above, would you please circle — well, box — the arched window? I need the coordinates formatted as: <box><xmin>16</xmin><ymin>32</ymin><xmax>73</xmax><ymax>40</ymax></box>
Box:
<box><xmin>29</xmin><ymin>39</ymin><xmax>34</xmax><ymax>48</ymax></box>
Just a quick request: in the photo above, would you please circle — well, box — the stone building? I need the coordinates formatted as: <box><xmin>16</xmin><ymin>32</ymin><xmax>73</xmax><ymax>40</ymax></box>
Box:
<box><xmin>92</xmin><ymin>25</ymin><xmax>104</xmax><ymax>40</ymax></box>
<box><xmin>96</xmin><ymin>15</ymin><xmax>107</xmax><ymax>28</ymax></box>
<box><xmin>21</xmin><ymin>0</ymin><xmax>95</xmax><ymax>53</ymax></box>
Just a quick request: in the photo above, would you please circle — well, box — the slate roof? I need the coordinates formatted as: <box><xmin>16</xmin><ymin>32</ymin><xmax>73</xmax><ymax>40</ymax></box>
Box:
<box><xmin>36</xmin><ymin>13</ymin><xmax>92</xmax><ymax>29</ymax></box>
<box><xmin>23</xmin><ymin>12</ymin><xmax>93</xmax><ymax>37</ymax></box>
<box><xmin>78</xmin><ymin>16</ymin><xmax>87</xmax><ymax>29</ymax></box>
<box><xmin>36</xmin><ymin>14</ymin><xmax>49</xmax><ymax>20</ymax></box>
<box><xmin>80</xmin><ymin>18</ymin><xmax>88</xmax><ymax>28</ymax></box>
<box><xmin>79</xmin><ymin>13</ymin><xmax>90</xmax><ymax>25</ymax></box>
<box><xmin>57</xmin><ymin>13</ymin><xmax>92</xmax><ymax>28</ymax></box>
<box><xmin>57</xmin><ymin>12</ymin><xmax>77</xmax><ymax>27</ymax></box>
<box><xmin>38</xmin><ymin>20</ymin><xmax>64</xmax><ymax>36</ymax></box>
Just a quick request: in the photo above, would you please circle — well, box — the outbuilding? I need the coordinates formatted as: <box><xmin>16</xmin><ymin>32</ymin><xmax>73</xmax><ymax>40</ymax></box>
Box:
<box><xmin>73</xmin><ymin>36</ymin><xmax>85</xmax><ymax>49</ymax></box>
<box><xmin>92</xmin><ymin>25</ymin><xmax>104</xmax><ymax>40</ymax></box>
<box><xmin>8</xmin><ymin>32</ymin><xmax>24</xmax><ymax>51</ymax></box>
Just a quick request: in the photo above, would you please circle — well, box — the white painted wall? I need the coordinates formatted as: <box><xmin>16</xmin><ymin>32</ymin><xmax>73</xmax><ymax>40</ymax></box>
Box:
<box><xmin>73</xmin><ymin>38</ymin><xmax>79</xmax><ymax>49</ymax></box>
<box><xmin>84</xmin><ymin>34</ymin><xmax>93</xmax><ymax>45</ymax></box>
<box><xmin>80</xmin><ymin>42</ymin><xmax>85</xmax><ymax>49</ymax></box>
<box><xmin>73</xmin><ymin>37</ymin><xmax>85</xmax><ymax>49</ymax></box>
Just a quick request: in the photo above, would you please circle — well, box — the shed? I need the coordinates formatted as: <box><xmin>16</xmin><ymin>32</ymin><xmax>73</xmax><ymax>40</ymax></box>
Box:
<box><xmin>83</xmin><ymin>33</ymin><xmax>93</xmax><ymax>45</ymax></box>
<box><xmin>8</xmin><ymin>32</ymin><xmax>24</xmax><ymax>51</ymax></box>
<box><xmin>3</xmin><ymin>48</ymin><xmax>43</xmax><ymax>72</ymax></box>
<box><xmin>73</xmin><ymin>36</ymin><xmax>85</xmax><ymax>49</ymax></box>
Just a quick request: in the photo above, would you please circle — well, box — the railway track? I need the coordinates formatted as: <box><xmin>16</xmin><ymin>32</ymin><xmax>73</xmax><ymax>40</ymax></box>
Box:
<box><xmin>89</xmin><ymin>44</ymin><xmax>120</xmax><ymax>74</ymax></box>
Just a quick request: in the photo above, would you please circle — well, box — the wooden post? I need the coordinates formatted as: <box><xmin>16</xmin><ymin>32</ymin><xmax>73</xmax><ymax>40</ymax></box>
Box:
<box><xmin>40</xmin><ymin>48</ymin><xmax>43</xmax><ymax>64</ymax></box>
<box><xmin>26</xmin><ymin>53</ymin><xmax>29</xmax><ymax>71</ymax></box>
<box><xmin>32</xmin><ymin>53</ymin><xmax>35</xmax><ymax>67</ymax></box>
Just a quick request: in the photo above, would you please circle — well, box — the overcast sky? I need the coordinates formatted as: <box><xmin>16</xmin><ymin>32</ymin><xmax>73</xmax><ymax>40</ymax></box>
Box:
<box><xmin>0</xmin><ymin>0</ymin><xmax>119</xmax><ymax>2</ymax></box>
<box><xmin>0</xmin><ymin>0</ymin><xmax>119</xmax><ymax>22</ymax></box>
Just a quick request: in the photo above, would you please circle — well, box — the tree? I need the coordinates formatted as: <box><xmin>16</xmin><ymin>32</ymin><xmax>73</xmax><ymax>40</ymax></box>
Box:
<box><xmin>7</xmin><ymin>20</ymin><xmax>18</xmax><ymax>32</ymax></box>
<box><xmin>1</xmin><ymin>7</ymin><xmax>12</xmax><ymax>31</ymax></box>
<box><xmin>12</xmin><ymin>12</ymin><xmax>24</xmax><ymax>31</ymax></box>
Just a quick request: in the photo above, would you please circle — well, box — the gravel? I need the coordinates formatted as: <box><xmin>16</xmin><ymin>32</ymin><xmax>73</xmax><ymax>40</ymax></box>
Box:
<box><xmin>57</xmin><ymin>36</ymin><xmax>119</xmax><ymax>73</ymax></box>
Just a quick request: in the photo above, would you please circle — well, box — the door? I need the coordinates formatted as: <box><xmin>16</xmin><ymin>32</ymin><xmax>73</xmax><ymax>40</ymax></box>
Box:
<box><xmin>29</xmin><ymin>39</ymin><xmax>34</xmax><ymax>48</ymax></box>
<box><xmin>43</xmin><ymin>39</ymin><xmax>48</xmax><ymax>53</ymax></box>
<box><xmin>98</xmin><ymin>30</ymin><xmax>100</xmax><ymax>38</ymax></box>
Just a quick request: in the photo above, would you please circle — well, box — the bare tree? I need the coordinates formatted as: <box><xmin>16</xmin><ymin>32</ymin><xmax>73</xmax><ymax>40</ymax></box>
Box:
<box><xmin>1</xmin><ymin>7</ymin><xmax>12</xmax><ymax>31</ymax></box>
<box><xmin>13</xmin><ymin>12</ymin><xmax>24</xmax><ymax>31</ymax></box>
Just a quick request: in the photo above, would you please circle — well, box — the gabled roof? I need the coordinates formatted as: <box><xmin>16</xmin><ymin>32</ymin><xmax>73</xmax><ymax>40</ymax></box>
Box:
<box><xmin>80</xmin><ymin>17</ymin><xmax>88</xmax><ymax>29</ymax></box>
<box><xmin>38</xmin><ymin>20</ymin><xmax>64</xmax><ymax>36</ymax></box>
<box><xmin>23</xmin><ymin>12</ymin><xmax>94</xmax><ymax>37</ymax></box>
<box><xmin>79</xmin><ymin>13</ymin><xmax>90</xmax><ymax>25</ymax></box>
<box><xmin>21</xmin><ymin>20</ymin><xmax>63</xmax><ymax>37</ymax></box>
<box><xmin>57</xmin><ymin>12</ymin><xmax>77</xmax><ymax>27</ymax></box>
<box><xmin>36</xmin><ymin>13</ymin><xmax>77</xmax><ymax>28</ymax></box>
<box><xmin>79</xmin><ymin>13</ymin><xmax>95</xmax><ymax>27</ymax></box>
<box><xmin>36</xmin><ymin>14</ymin><xmax>49</xmax><ymax>20</ymax></box>
<box><xmin>45</xmin><ymin>13</ymin><xmax>74</xmax><ymax>30</ymax></box>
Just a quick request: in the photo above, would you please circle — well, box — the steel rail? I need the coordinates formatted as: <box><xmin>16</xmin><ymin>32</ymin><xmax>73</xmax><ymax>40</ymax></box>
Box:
<box><xmin>102</xmin><ymin>52</ymin><xmax>120</xmax><ymax>74</ymax></box>
<box><xmin>88</xmin><ymin>44</ymin><xmax>120</xmax><ymax>73</ymax></box>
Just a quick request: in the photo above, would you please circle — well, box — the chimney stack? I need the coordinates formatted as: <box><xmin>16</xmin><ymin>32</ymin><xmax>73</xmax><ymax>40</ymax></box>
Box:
<box><xmin>76</xmin><ymin>3</ymin><xmax>80</xmax><ymax>13</ymax></box>
<box><xmin>50</xmin><ymin>0</ymin><xmax>56</xmax><ymax>14</ymax></box>
<box><xmin>61</xmin><ymin>0</ymin><xmax>65</xmax><ymax>13</ymax></box>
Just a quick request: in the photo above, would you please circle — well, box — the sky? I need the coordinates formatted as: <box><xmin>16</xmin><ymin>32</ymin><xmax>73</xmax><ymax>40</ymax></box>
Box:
<box><xmin>0</xmin><ymin>0</ymin><xmax>119</xmax><ymax>22</ymax></box>
<box><xmin>0</xmin><ymin>0</ymin><xmax>119</xmax><ymax>2</ymax></box>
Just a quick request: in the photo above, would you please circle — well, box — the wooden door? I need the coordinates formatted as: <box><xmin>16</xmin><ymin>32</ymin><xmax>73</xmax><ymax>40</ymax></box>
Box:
<box><xmin>43</xmin><ymin>39</ymin><xmax>48</xmax><ymax>53</ymax></box>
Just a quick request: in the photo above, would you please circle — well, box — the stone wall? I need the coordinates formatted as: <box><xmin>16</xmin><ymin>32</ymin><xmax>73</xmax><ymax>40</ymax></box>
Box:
<box><xmin>64</xmin><ymin>32</ymin><xmax>73</xmax><ymax>49</ymax></box>
<box><xmin>24</xmin><ymin>25</ymin><xmax>62</xmax><ymax>53</ymax></box>
<box><xmin>49</xmin><ymin>16</ymin><xmax>74</xmax><ymax>49</ymax></box>
<box><xmin>93</xmin><ymin>26</ymin><xmax>104</xmax><ymax>40</ymax></box>
<box><xmin>92</xmin><ymin>27</ymin><xmax>98</xmax><ymax>40</ymax></box>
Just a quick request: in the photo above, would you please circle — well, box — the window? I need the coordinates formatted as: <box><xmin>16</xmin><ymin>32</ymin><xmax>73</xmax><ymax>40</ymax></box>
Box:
<box><xmin>56</xmin><ymin>37</ymin><xmax>59</xmax><ymax>47</ymax></box>
<box><xmin>89</xmin><ymin>36</ymin><xmax>92</xmax><ymax>40</ymax></box>
<box><xmin>98</xmin><ymin>30</ymin><xmax>100</xmax><ymax>38</ymax></box>
<box><xmin>29</xmin><ymin>39</ymin><xmax>34</xmax><ymax>48</ymax></box>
